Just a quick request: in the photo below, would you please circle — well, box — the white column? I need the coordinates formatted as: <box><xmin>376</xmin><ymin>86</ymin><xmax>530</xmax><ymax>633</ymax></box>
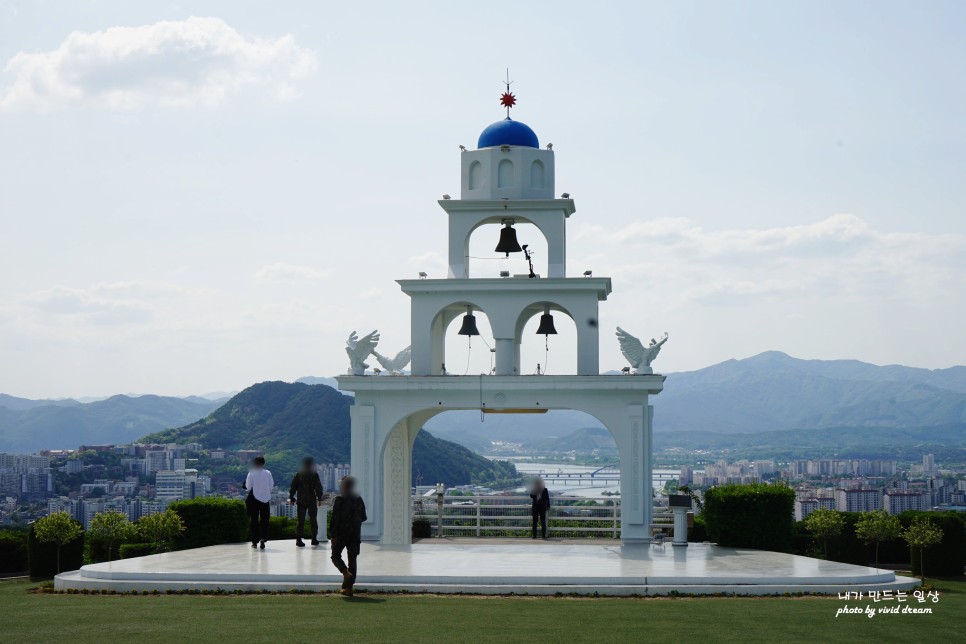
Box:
<box><xmin>672</xmin><ymin>507</ymin><xmax>688</xmax><ymax>547</ymax></box>
<box><xmin>349</xmin><ymin>405</ymin><xmax>379</xmax><ymax>541</ymax></box>
<box><xmin>382</xmin><ymin>419</ymin><xmax>413</xmax><ymax>545</ymax></box>
<box><xmin>644</xmin><ymin>404</ymin><xmax>654</xmax><ymax>538</ymax></box>
<box><xmin>494</xmin><ymin>337</ymin><xmax>515</xmax><ymax>375</ymax></box>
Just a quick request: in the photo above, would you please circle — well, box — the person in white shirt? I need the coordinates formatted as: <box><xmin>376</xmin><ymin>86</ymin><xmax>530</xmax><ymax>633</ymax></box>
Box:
<box><xmin>244</xmin><ymin>456</ymin><xmax>274</xmax><ymax>549</ymax></box>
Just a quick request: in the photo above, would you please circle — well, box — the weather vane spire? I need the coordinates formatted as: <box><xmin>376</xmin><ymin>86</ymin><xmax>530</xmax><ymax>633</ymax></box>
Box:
<box><xmin>500</xmin><ymin>68</ymin><xmax>516</xmax><ymax>118</ymax></box>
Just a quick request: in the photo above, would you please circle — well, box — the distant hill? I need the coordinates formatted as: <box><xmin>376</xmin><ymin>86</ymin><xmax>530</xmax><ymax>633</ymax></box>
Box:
<box><xmin>424</xmin><ymin>352</ymin><xmax>966</xmax><ymax>453</ymax></box>
<box><xmin>654</xmin><ymin>423</ymin><xmax>966</xmax><ymax>462</ymax></box>
<box><xmin>654</xmin><ymin>351</ymin><xmax>966</xmax><ymax>433</ymax></box>
<box><xmin>0</xmin><ymin>393</ymin><xmax>81</xmax><ymax>412</ymax></box>
<box><xmin>0</xmin><ymin>395</ymin><xmax>225</xmax><ymax>452</ymax></box>
<box><xmin>532</xmin><ymin>426</ymin><xmax>619</xmax><ymax>454</ymax></box>
<box><xmin>142</xmin><ymin>381</ymin><xmax>516</xmax><ymax>487</ymax></box>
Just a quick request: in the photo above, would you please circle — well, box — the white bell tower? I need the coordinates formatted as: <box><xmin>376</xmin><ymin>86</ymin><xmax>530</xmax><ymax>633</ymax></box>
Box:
<box><xmin>337</xmin><ymin>84</ymin><xmax>665</xmax><ymax>545</ymax></box>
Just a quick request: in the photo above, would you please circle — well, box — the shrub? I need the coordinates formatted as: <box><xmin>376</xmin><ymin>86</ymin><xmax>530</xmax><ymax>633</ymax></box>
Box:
<box><xmin>900</xmin><ymin>511</ymin><xmax>963</xmax><ymax>578</ymax></box>
<box><xmin>687</xmin><ymin>515</ymin><xmax>707</xmax><ymax>542</ymax></box>
<box><xmin>855</xmin><ymin>510</ymin><xmax>902</xmax><ymax>570</ymax></box>
<box><xmin>0</xmin><ymin>529</ymin><xmax>29</xmax><ymax>573</ymax></box>
<box><xmin>804</xmin><ymin>509</ymin><xmax>844</xmax><ymax>559</ymax></box>
<box><xmin>28</xmin><ymin>522</ymin><xmax>84</xmax><ymax>580</ymax></box>
<box><xmin>119</xmin><ymin>543</ymin><xmax>156</xmax><ymax>559</ymax></box>
<box><xmin>268</xmin><ymin>516</ymin><xmax>298</xmax><ymax>540</ymax></box>
<box><xmin>702</xmin><ymin>483</ymin><xmax>795</xmax><ymax>551</ymax></box>
<box><xmin>32</xmin><ymin>512</ymin><xmax>84</xmax><ymax>574</ymax></box>
<box><xmin>136</xmin><ymin>510</ymin><xmax>185</xmax><ymax>553</ymax></box>
<box><xmin>169</xmin><ymin>497</ymin><xmax>248</xmax><ymax>550</ymax></box>
<box><xmin>86</xmin><ymin>511</ymin><xmax>136</xmax><ymax>563</ymax></box>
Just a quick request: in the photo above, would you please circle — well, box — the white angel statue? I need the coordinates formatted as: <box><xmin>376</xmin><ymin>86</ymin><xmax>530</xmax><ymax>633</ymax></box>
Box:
<box><xmin>616</xmin><ymin>328</ymin><xmax>669</xmax><ymax>374</ymax></box>
<box><xmin>345</xmin><ymin>330</ymin><xmax>380</xmax><ymax>375</ymax></box>
<box><xmin>372</xmin><ymin>346</ymin><xmax>412</xmax><ymax>375</ymax></box>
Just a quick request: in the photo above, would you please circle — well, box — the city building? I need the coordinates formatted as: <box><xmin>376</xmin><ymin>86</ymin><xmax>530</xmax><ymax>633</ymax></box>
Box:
<box><xmin>835</xmin><ymin>487</ymin><xmax>883</xmax><ymax>512</ymax></box>
<box><xmin>883</xmin><ymin>490</ymin><xmax>929</xmax><ymax>514</ymax></box>
<box><xmin>794</xmin><ymin>497</ymin><xmax>837</xmax><ymax>521</ymax></box>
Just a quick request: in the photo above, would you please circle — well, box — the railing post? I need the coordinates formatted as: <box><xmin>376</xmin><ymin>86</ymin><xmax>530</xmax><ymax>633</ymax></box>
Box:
<box><xmin>476</xmin><ymin>498</ymin><xmax>481</xmax><ymax>537</ymax></box>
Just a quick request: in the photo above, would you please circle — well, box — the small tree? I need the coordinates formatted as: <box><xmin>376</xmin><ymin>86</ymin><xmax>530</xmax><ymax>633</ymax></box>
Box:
<box><xmin>33</xmin><ymin>512</ymin><xmax>83</xmax><ymax>573</ymax></box>
<box><xmin>904</xmin><ymin>516</ymin><xmax>943</xmax><ymax>584</ymax></box>
<box><xmin>88</xmin><ymin>511</ymin><xmax>135</xmax><ymax>562</ymax></box>
<box><xmin>137</xmin><ymin>510</ymin><xmax>185</xmax><ymax>553</ymax></box>
<box><xmin>804</xmin><ymin>508</ymin><xmax>844</xmax><ymax>559</ymax></box>
<box><xmin>855</xmin><ymin>510</ymin><xmax>902</xmax><ymax>571</ymax></box>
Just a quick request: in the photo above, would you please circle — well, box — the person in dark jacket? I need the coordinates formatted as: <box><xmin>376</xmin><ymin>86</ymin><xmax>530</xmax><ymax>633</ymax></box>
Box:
<box><xmin>289</xmin><ymin>457</ymin><xmax>325</xmax><ymax>548</ymax></box>
<box><xmin>329</xmin><ymin>476</ymin><xmax>367</xmax><ymax>596</ymax></box>
<box><xmin>530</xmin><ymin>478</ymin><xmax>551</xmax><ymax>540</ymax></box>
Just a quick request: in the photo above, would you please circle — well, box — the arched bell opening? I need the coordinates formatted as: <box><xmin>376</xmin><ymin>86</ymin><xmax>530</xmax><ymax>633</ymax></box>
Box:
<box><xmin>432</xmin><ymin>302</ymin><xmax>496</xmax><ymax>376</ymax></box>
<box><xmin>514</xmin><ymin>303</ymin><xmax>579</xmax><ymax>375</ymax></box>
<box><xmin>465</xmin><ymin>219</ymin><xmax>549</xmax><ymax>279</ymax></box>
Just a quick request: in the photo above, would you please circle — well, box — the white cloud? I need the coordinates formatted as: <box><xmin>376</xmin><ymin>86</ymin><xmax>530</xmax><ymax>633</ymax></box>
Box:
<box><xmin>0</xmin><ymin>16</ymin><xmax>318</xmax><ymax>112</ymax></box>
<box><xmin>26</xmin><ymin>285</ymin><xmax>153</xmax><ymax>325</ymax></box>
<box><xmin>255</xmin><ymin>262</ymin><xmax>328</xmax><ymax>283</ymax></box>
<box><xmin>572</xmin><ymin>214</ymin><xmax>966</xmax><ymax>309</ymax></box>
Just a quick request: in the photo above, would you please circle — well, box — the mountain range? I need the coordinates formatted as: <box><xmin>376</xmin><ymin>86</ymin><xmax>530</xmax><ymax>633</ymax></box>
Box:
<box><xmin>3</xmin><ymin>351</ymin><xmax>965</xmax><ymax>456</ymax></box>
<box><xmin>0</xmin><ymin>395</ymin><xmax>226</xmax><ymax>452</ymax></box>
<box><xmin>421</xmin><ymin>352</ymin><xmax>966</xmax><ymax>452</ymax></box>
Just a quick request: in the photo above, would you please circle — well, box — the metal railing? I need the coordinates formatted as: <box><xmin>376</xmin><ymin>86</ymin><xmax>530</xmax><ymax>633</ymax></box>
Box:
<box><xmin>412</xmin><ymin>495</ymin><xmax>675</xmax><ymax>538</ymax></box>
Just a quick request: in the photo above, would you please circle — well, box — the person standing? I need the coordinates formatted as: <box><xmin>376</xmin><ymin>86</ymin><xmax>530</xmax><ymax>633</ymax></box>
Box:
<box><xmin>289</xmin><ymin>456</ymin><xmax>325</xmax><ymax>548</ymax></box>
<box><xmin>329</xmin><ymin>476</ymin><xmax>366</xmax><ymax>596</ymax></box>
<box><xmin>244</xmin><ymin>456</ymin><xmax>274</xmax><ymax>549</ymax></box>
<box><xmin>530</xmin><ymin>478</ymin><xmax>551</xmax><ymax>540</ymax></box>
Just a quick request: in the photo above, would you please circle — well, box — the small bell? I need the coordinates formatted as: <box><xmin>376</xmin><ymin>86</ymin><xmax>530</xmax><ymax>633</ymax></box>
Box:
<box><xmin>495</xmin><ymin>222</ymin><xmax>523</xmax><ymax>256</ymax></box>
<box><xmin>535</xmin><ymin>309</ymin><xmax>557</xmax><ymax>336</ymax></box>
<box><xmin>458</xmin><ymin>306</ymin><xmax>480</xmax><ymax>336</ymax></box>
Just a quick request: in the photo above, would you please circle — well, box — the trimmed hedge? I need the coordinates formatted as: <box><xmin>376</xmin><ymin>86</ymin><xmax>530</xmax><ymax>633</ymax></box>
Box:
<box><xmin>901</xmin><ymin>511</ymin><xmax>965</xmax><ymax>577</ymax></box>
<box><xmin>687</xmin><ymin>515</ymin><xmax>707</xmax><ymax>543</ymax></box>
<box><xmin>703</xmin><ymin>483</ymin><xmax>795</xmax><ymax>551</ymax></box>
<box><xmin>169</xmin><ymin>497</ymin><xmax>248</xmax><ymax>550</ymax></box>
<box><xmin>0</xmin><ymin>529</ymin><xmax>29</xmax><ymax>573</ymax></box>
<box><xmin>119</xmin><ymin>543</ymin><xmax>156</xmax><ymax>559</ymax></box>
<box><xmin>268</xmin><ymin>516</ymin><xmax>298</xmax><ymax>540</ymax></box>
<box><xmin>28</xmin><ymin>525</ymin><xmax>84</xmax><ymax>580</ymax></box>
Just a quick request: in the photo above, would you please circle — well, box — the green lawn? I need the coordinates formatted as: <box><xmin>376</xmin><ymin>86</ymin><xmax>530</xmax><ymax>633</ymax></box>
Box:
<box><xmin>1</xmin><ymin>579</ymin><xmax>962</xmax><ymax>644</ymax></box>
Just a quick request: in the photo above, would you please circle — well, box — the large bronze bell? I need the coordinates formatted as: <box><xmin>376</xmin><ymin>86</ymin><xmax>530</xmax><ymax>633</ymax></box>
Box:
<box><xmin>495</xmin><ymin>222</ymin><xmax>523</xmax><ymax>256</ymax></box>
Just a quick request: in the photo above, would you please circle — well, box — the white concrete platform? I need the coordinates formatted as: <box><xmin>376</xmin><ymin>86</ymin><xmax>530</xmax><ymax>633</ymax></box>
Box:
<box><xmin>55</xmin><ymin>539</ymin><xmax>919</xmax><ymax>596</ymax></box>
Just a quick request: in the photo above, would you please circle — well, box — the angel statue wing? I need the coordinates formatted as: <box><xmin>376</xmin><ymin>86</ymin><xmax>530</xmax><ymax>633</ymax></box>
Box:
<box><xmin>373</xmin><ymin>345</ymin><xmax>412</xmax><ymax>374</ymax></box>
<box><xmin>615</xmin><ymin>327</ymin><xmax>646</xmax><ymax>370</ymax></box>
<box><xmin>345</xmin><ymin>330</ymin><xmax>380</xmax><ymax>375</ymax></box>
<box><xmin>641</xmin><ymin>332</ymin><xmax>669</xmax><ymax>369</ymax></box>
<box><xmin>616</xmin><ymin>328</ymin><xmax>668</xmax><ymax>374</ymax></box>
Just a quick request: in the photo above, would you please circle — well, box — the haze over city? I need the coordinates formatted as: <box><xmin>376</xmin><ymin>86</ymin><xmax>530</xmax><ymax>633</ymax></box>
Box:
<box><xmin>2</xmin><ymin>1</ymin><xmax>965</xmax><ymax>399</ymax></box>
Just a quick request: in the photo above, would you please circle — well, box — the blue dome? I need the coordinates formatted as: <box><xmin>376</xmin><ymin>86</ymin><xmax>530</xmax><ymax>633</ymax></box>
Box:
<box><xmin>478</xmin><ymin>118</ymin><xmax>539</xmax><ymax>149</ymax></box>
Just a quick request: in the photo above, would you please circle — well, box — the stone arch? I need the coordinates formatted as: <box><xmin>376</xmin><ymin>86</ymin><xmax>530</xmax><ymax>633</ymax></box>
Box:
<box><xmin>429</xmin><ymin>300</ymin><xmax>496</xmax><ymax>376</ymax></box>
<box><xmin>513</xmin><ymin>301</ymin><xmax>579</xmax><ymax>375</ymax></box>
<box><xmin>463</xmin><ymin>217</ymin><xmax>550</xmax><ymax>278</ymax></box>
<box><xmin>369</xmin><ymin>399</ymin><xmax>653</xmax><ymax>544</ymax></box>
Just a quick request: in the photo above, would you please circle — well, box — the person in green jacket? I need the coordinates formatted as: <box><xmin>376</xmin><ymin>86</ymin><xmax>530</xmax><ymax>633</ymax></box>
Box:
<box><xmin>329</xmin><ymin>476</ymin><xmax>367</xmax><ymax>596</ymax></box>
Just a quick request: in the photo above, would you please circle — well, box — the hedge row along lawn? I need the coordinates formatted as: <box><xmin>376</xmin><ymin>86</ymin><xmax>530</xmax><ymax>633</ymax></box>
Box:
<box><xmin>2</xmin><ymin>578</ymin><xmax>963</xmax><ymax>643</ymax></box>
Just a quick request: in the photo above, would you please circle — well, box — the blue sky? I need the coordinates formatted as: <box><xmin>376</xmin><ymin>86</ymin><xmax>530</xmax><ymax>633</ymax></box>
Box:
<box><xmin>1</xmin><ymin>1</ymin><xmax>964</xmax><ymax>398</ymax></box>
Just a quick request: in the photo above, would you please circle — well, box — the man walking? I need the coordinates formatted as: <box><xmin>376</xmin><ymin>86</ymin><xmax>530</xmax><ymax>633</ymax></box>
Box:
<box><xmin>289</xmin><ymin>456</ymin><xmax>325</xmax><ymax>548</ymax></box>
<box><xmin>244</xmin><ymin>456</ymin><xmax>274</xmax><ymax>549</ymax></box>
<box><xmin>329</xmin><ymin>476</ymin><xmax>366</xmax><ymax>596</ymax></box>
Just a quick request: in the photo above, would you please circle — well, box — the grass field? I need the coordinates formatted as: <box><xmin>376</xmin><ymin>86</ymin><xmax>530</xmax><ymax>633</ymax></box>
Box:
<box><xmin>0</xmin><ymin>579</ymin><xmax>962</xmax><ymax>643</ymax></box>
